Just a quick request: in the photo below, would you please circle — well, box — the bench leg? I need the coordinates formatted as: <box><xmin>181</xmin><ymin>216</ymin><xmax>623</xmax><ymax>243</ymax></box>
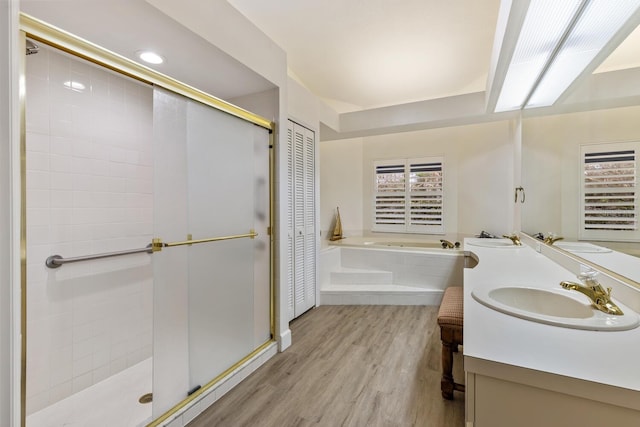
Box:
<box><xmin>441</xmin><ymin>341</ymin><xmax>455</xmax><ymax>400</ymax></box>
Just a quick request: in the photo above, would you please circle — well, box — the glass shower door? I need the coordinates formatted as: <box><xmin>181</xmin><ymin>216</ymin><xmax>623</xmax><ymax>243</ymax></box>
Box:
<box><xmin>152</xmin><ymin>88</ymin><xmax>271</xmax><ymax>418</ymax></box>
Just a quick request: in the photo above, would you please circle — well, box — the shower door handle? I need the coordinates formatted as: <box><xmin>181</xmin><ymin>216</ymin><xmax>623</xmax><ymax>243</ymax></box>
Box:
<box><xmin>151</xmin><ymin>230</ymin><xmax>258</xmax><ymax>252</ymax></box>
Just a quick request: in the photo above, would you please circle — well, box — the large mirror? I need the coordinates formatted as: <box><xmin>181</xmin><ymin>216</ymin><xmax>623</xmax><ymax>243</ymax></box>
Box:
<box><xmin>522</xmin><ymin>25</ymin><xmax>640</xmax><ymax>283</ymax></box>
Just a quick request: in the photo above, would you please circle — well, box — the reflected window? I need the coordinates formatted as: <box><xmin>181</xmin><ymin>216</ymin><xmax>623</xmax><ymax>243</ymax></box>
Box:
<box><xmin>581</xmin><ymin>142</ymin><xmax>639</xmax><ymax>241</ymax></box>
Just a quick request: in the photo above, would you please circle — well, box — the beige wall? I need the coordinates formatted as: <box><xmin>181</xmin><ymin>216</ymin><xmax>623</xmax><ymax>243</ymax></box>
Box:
<box><xmin>320</xmin><ymin>138</ymin><xmax>363</xmax><ymax>240</ymax></box>
<box><xmin>522</xmin><ymin>105</ymin><xmax>640</xmax><ymax>240</ymax></box>
<box><xmin>321</xmin><ymin>120</ymin><xmax>516</xmax><ymax>240</ymax></box>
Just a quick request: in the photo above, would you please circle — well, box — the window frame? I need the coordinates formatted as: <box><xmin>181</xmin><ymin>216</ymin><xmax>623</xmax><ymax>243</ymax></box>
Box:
<box><xmin>372</xmin><ymin>156</ymin><xmax>445</xmax><ymax>235</ymax></box>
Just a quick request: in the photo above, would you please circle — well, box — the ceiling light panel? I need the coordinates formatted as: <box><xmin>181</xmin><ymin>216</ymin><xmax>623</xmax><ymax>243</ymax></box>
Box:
<box><xmin>527</xmin><ymin>0</ymin><xmax>640</xmax><ymax>108</ymax></box>
<box><xmin>494</xmin><ymin>0</ymin><xmax>582</xmax><ymax>112</ymax></box>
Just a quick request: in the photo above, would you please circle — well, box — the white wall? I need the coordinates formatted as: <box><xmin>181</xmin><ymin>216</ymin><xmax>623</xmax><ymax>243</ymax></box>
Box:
<box><xmin>454</xmin><ymin>120</ymin><xmax>515</xmax><ymax>237</ymax></box>
<box><xmin>288</xmin><ymin>78</ymin><xmax>319</xmax><ymax>129</ymax></box>
<box><xmin>522</xmin><ymin>105</ymin><xmax>640</xmax><ymax>240</ymax></box>
<box><xmin>357</xmin><ymin>121</ymin><xmax>514</xmax><ymax>239</ymax></box>
<box><xmin>320</xmin><ymin>121</ymin><xmax>515</xmax><ymax>241</ymax></box>
<box><xmin>229</xmin><ymin>88</ymin><xmax>279</xmax><ymax>124</ymax></box>
<box><xmin>319</xmin><ymin>138</ymin><xmax>363</xmax><ymax>240</ymax></box>
<box><xmin>147</xmin><ymin>0</ymin><xmax>288</xmax><ymax>90</ymax></box>
<box><xmin>25</xmin><ymin>46</ymin><xmax>154</xmax><ymax>414</ymax></box>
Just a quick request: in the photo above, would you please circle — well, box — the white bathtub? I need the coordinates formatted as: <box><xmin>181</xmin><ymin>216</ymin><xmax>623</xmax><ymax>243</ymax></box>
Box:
<box><xmin>320</xmin><ymin>237</ymin><xmax>470</xmax><ymax>305</ymax></box>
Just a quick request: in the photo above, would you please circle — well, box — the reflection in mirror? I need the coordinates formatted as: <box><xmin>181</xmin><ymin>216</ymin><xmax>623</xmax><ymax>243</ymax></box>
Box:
<box><xmin>522</xmin><ymin>24</ymin><xmax>640</xmax><ymax>282</ymax></box>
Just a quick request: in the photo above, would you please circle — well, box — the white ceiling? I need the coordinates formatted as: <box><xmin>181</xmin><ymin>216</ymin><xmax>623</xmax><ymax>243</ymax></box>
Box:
<box><xmin>227</xmin><ymin>0</ymin><xmax>640</xmax><ymax>114</ymax></box>
<box><xmin>228</xmin><ymin>0</ymin><xmax>502</xmax><ymax>112</ymax></box>
<box><xmin>19</xmin><ymin>0</ymin><xmax>640</xmax><ymax>118</ymax></box>
<box><xmin>596</xmin><ymin>24</ymin><xmax>640</xmax><ymax>73</ymax></box>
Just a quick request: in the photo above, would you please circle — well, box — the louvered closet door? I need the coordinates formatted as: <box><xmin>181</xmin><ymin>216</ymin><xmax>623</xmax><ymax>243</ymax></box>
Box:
<box><xmin>287</xmin><ymin>120</ymin><xmax>317</xmax><ymax>319</ymax></box>
<box><xmin>302</xmin><ymin>127</ymin><xmax>316</xmax><ymax>313</ymax></box>
<box><xmin>286</xmin><ymin>124</ymin><xmax>296</xmax><ymax>321</ymax></box>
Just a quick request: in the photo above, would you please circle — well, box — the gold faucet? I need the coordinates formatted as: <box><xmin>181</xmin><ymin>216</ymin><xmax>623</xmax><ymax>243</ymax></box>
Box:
<box><xmin>502</xmin><ymin>234</ymin><xmax>522</xmax><ymax>246</ymax></box>
<box><xmin>543</xmin><ymin>234</ymin><xmax>564</xmax><ymax>245</ymax></box>
<box><xmin>560</xmin><ymin>273</ymin><xmax>624</xmax><ymax>315</ymax></box>
<box><xmin>440</xmin><ymin>239</ymin><xmax>455</xmax><ymax>249</ymax></box>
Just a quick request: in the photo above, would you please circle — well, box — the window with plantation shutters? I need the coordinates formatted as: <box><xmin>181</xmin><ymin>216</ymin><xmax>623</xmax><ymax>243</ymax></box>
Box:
<box><xmin>373</xmin><ymin>157</ymin><xmax>444</xmax><ymax>234</ymax></box>
<box><xmin>580</xmin><ymin>142</ymin><xmax>639</xmax><ymax>241</ymax></box>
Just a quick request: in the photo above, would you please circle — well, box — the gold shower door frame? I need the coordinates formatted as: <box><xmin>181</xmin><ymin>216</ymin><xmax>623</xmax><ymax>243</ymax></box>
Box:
<box><xmin>18</xmin><ymin>13</ymin><xmax>276</xmax><ymax>427</ymax></box>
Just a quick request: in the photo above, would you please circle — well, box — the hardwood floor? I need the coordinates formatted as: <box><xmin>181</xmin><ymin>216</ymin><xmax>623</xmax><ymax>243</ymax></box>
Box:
<box><xmin>188</xmin><ymin>305</ymin><xmax>465</xmax><ymax>427</ymax></box>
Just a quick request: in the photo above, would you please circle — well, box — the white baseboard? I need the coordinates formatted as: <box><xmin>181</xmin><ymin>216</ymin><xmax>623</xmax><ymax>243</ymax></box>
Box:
<box><xmin>278</xmin><ymin>329</ymin><xmax>292</xmax><ymax>351</ymax></box>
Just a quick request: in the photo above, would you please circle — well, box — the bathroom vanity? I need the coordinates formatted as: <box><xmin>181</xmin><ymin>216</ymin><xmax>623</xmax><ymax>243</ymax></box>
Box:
<box><xmin>463</xmin><ymin>237</ymin><xmax>640</xmax><ymax>427</ymax></box>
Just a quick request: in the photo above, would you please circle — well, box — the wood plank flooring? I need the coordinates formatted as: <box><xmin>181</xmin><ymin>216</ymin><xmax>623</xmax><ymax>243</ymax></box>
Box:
<box><xmin>188</xmin><ymin>305</ymin><xmax>465</xmax><ymax>427</ymax></box>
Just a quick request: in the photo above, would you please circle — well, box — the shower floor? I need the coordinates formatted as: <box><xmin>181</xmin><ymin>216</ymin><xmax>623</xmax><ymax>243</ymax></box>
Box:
<box><xmin>27</xmin><ymin>358</ymin><xmax>152</xmax><ymax>427</ymax></box>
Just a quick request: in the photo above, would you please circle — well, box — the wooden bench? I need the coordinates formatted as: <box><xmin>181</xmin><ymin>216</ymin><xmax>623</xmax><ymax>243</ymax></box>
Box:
<box><xmin>437</xmin><ymin>286</ymin><xmax>465</xmax><ymax>399</ymax></box>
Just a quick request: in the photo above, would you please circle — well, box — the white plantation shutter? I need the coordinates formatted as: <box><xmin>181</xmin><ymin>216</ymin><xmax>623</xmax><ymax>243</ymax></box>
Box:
<box><xmin>373</xmin><ymin>157</ymin><xmax>444</xmax><ymax>234</ymax></box>
<box><xmin>408</xmin><ymin>161</ymin><xmax>443</xmax><ymax>232</ymax></box>
<box><xmin>580</xmin><ymin>142</ymin><xmax>639</xmax><ymax>241</ymax></box>
<box><xmin>374</xmin><ymin>162</ymin><xmax>406</xmax><ymax>232</ymax></box>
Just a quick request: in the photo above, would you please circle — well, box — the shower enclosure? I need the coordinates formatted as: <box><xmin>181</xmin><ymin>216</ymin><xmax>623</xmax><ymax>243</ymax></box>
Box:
<box><xmin>21</xmin><ymin>18</ymin><xmax>274</xmax><ymax>427</ymax></box>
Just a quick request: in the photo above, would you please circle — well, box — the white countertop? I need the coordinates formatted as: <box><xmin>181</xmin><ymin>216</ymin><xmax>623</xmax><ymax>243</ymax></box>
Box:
<box><xmin>571</xmin><ymin>247</ymin><xmax>640</xmax><ymax>284</ymax></box>
<box><xmin>463</xmin><ymin>238</ymin><xmax>640</xmax><ymax>393</ymax></box>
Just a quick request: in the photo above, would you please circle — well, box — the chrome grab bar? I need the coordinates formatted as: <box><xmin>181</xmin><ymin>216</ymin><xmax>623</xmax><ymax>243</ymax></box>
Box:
<box><xmin>46</xmin><ymin>246</ymin><xmax>153</xmax><ymax>268</ymax></box>
<box><xmin>45</xmin><ymin>230</ymin><xmax>258</xmax><ymax>268</ymax></box>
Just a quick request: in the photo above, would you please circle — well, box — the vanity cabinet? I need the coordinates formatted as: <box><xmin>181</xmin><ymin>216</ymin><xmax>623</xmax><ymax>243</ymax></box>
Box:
<box><xmin>463</xmin><ymin>237</ymin><xmax>640</xmax><ymax>427</ymax></box>
<box><xmin>465</xmin><ymin>358</ymin><xmax>640</xmax><ymax>427</ymax></box>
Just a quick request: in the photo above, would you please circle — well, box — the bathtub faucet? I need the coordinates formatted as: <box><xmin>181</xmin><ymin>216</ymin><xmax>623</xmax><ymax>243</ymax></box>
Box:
<box><xmin>440</xmin><ymin>239</ymin><xmax>459</xmax><ymax>249</ymax></box>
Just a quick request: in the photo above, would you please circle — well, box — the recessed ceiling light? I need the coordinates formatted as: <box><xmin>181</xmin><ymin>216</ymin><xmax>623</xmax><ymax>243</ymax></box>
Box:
<box><xmin>137</xmin><ymin>50</ymin><xmax>165</xmax><ymax>65</ymax></box>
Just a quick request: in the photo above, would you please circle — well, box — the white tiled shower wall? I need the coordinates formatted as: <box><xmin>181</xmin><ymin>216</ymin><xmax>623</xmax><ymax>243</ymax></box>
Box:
<box><xmin>25</xmin><ymin>45</ymin><xmax>153</xmax><ymax>414</ymax></box>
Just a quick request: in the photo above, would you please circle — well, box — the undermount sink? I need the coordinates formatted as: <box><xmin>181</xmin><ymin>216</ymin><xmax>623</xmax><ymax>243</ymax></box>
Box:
<box><xmin>472</xmin><ymin>286</ymin><xmax>640</xmax><ymax>331</ymax></box>
<box><xmin>466</xmin><ymin>239</ymin><xmax>523</xmax><ymax>249</ymax></box>
<box><xmin>554</xmin><ymin>241</ymin><xmax>612</xmax><ymax>253</ymax></box>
